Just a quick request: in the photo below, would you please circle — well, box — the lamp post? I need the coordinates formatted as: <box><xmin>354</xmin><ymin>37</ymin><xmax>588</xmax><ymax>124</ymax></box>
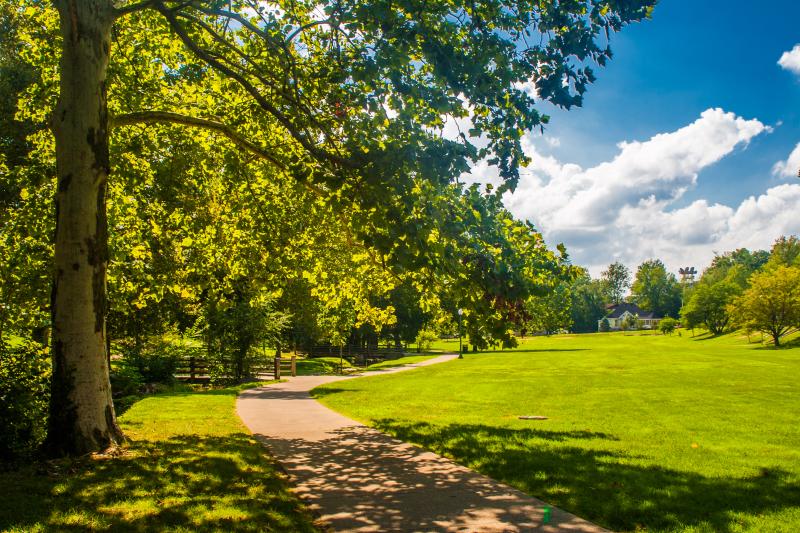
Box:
<box><xmin>457</xmin><ymin>308</ymin><xmax>464</xmax><ymax>359</ymax></box>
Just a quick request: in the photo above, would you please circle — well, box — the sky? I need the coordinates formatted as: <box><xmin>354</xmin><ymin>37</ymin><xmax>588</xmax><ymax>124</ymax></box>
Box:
<box><xmin>464</xmin><ymin>0</ymin><xmax>800</xmax><ymax>277</ymax></box>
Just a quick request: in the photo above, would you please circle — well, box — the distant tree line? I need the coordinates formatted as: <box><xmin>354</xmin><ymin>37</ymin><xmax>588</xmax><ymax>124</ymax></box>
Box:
<box><xmin>522</xmin><ymin>235</ymin><xmax>800</xmax><ymax>342</ymax></box>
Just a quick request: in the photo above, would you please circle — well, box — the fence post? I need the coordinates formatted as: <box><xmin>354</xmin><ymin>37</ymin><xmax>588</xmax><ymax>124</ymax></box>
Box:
<box><xmin>190</xmin><ymin>355</ymin><xmax>196</xmax><ymax>383</ymax></box>
<box><xmin>290</xmin><ymin>355</ymin><xmax>296</xmax><ymax>377</ymax></box>
<box><xmin>274</xmin><ymin>356</ymin><xmax>281</xmax><ymax>380</ymax></box>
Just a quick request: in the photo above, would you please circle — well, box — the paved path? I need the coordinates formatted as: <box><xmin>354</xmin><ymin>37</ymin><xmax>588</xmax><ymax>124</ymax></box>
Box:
<box><xmin>237</xmin><ymin>355</ymin><xmax>607</xmax><ymax>532</ymax></box>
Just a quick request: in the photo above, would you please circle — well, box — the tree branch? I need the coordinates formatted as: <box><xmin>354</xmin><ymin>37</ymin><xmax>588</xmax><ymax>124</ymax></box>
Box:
<box><xmin>114</xmin><ymin>0</ymin><xmax>155</xmax><ymax>18</ymax></box>
<box><xmin>110</xmin><ymin>111</ymin><xmax>287</xmax><ymax>170</ymax></box>
<box><xmin>153</xmin><ymin>0</ymin><xmax>358</xmax><ymax>169</ymax></box>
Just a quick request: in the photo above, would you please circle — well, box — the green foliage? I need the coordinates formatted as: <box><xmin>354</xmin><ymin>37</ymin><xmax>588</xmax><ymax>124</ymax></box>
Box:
<box><xmin>598</xmin><ymin>317</ymin><xmax>610</xmax><ymax>332</ymax></box>
<box><xmin>203</xmin><ymin>287</ymin><xmax>289</xmax><ymax>383</ymax></box>
<box><xmin>415</xmin><ymin>328</ymin><xmax>439</xmax><ymax>352</ymax></box>
<box><xmin>701</xmin><ymin>248</ymin><xmax>769</xmax><ymax>289</ymax></box>
<box><xmin>0</xmin><ymin>340</ymin><xmax>50</xmax><ymax>460</ymax></box>
<box><xmin>680</xmin><ymin>281</ymin><xmax>740</xmax><ymax>335</ymax></box>
<box><xmin>766</xmin><ymin>235</ymin><xmax>800</xmax><ymax>269</ymax></box>
<box><xmin>631</xmin><ymin>259</ymin><xmax>681</xmax><ymax>318</ymax></box>
<box><xmin>525</xmin><ymin>282</ymin><xmax>573</xmax><ymax>335</ymax></box>
<box><xmin>109</xmin><ymin>363</ymin><xmax>144</xmax><ymax>398</ymax></box>
<box><xmin>601</xmin><ymin>262</ymin><xmax>631</xmax><ymax>304</ymax></box>
<box><xmin>730</xmin><ymin>266</ymin><xmax>800</xmax><ymax>347</ymax></box>
<box><xmin>659</xmin><ymin>317</ymin><xmax>677</xmax><ymax>335</ymax></box>
<box><xmin>569</xmin><ymin>273</ymin><xmax>608</xmax><ymax>333</ymax></box>
<box><xmin>620</xmin><ymin>313</ymin><xmax>638</xmax><ymax>331</ymax></box>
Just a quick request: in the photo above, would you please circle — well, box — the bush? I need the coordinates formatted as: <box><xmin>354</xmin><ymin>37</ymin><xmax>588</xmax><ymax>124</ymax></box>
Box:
<box><xmin>121</xmin><ymin>338</ymin><xmax>180</xmax><ymax>384</ymax></box>
<box><xmin>599</xmin><ymin>318</ymin><xmax>610</xmax><ymax>332</ymax></box>
<box><xmin>0</xmin><ymin>340</ymin><xmax>50</xmax><ymax>460</ymax></box>
<box><xmin>659</xmin><ymin>317</ymin><xmax>678</xmax><ymax>335</ymax></box>
<box><xmin>415</xmin><ymin>329</ymin><xmax>439</xmax><ymax>352</ymax></box>
<box><xmin>109</xmin><ymin>363</ymin><xmax>144</xmax><ymax>397</ymax></box>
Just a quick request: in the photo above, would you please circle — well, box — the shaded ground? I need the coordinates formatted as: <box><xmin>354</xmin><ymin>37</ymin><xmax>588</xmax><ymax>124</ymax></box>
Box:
<box><xmin>0</xmin><ymin>384</ymin><xmax>318</xmax><ymax>532</ymax></box>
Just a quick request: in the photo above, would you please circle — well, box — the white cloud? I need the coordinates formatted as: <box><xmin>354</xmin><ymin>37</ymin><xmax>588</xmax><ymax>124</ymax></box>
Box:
<box><xmin>464</xmin><ymin>108</ymin><xmax>800</xmax><ymax>275</ymax></box>
<box><xmin>513</xmin><ymin>79</ymin><xmax>540</xmax><ymax>99</ymax></box>
<box><xmin>778</xmin><ymin>44</ymin><xmax>800</xmax><ymax>75</ymax></box>
<box><xmin>772</xmin><ymin>142</ymin><xmax>800</xmax><ymax>178</ymax></box>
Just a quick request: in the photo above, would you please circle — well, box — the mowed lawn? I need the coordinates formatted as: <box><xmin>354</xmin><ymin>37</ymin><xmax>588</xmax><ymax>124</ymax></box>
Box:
<box><xmin>312</xmin><ymin>332</ymin><xmax>800</xmax><ymax>532</ymax></box>
<box><xmin>0</xmin><ymin>383</ymin><xmax>318</xmax><ymax>532</ymax></box>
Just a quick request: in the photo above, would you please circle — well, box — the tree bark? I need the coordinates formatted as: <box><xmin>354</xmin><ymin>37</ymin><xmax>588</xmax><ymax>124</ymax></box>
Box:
<box><xmin>45</xmin><ymin>0</ymin><xmax>123</xmax><ymax>455</ymax></box>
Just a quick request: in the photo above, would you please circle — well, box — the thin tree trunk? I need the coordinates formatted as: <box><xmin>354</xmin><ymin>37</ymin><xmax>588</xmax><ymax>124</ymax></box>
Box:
<box><xmin>46</xmin><ymin>0</ymin><xmax>123</xmax><ymax>456</ymax></box>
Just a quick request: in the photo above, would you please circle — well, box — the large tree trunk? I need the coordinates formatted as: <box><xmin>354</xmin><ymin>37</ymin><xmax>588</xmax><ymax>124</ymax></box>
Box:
<box><xmin>45</xmin><ymin>0</ymin><xmax>123</xmax><ymax>455</ymax></box>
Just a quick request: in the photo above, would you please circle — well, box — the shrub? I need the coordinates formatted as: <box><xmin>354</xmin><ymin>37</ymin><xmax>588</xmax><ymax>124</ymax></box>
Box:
<box><xmin>415</xmin><ymin>329</ymin><xmax>439</xmax><ymax>352</ymax></box>
<box><xmin>0</xmin><ymin>340</ymin><xmax>50</xmax><ymax>460</ymax></box>
<box><xmin>599</xmin><ymin>318</ymin><xmax>610</xmax><ymax>332</ymax></box>
<box><xmin>109</xmin><ymin>362</ymin><xmax>144</xmax><ymax>397</ymax></box>
<box><xmin>121</xmin><ymin>338</ymin><xmax>180</xmax><ymax>384</ymax></box>
<box><xmin>659</xmin><ymin>317</ymin><xmax>677</xmax><ymax>335</ymax></box>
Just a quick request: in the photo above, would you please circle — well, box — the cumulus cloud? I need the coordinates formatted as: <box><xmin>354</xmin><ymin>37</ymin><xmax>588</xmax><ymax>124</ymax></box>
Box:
<box><xmin>772</xmin><ymin>142</ymin><xmax>800</xmax><ymax>178</ymax></box>
<box><xmin>465</xmin><ymin>108</ymin><xmax>800</xmax><ymax>275</ymax></box>
<box><xmin>778</xmin><ymin>44</ymin><xmax>800</xmax><ymax>75</ymax></box>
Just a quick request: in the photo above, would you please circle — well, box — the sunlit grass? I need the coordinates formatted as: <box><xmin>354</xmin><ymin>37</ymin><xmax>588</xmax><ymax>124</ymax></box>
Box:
<box><xmin>365</xmin><ymin>354</ymin><xmax>438</xmax><ymax>370</ymax></box>
<box><xmin>1</xmin><ymin>383</ymin><xmax>319</xmax><ymax>532</ymax></box>
<box><xmin>313</xmin><ymin>331</ymin><xmax>800</xmax><ymax>532</ymax></box>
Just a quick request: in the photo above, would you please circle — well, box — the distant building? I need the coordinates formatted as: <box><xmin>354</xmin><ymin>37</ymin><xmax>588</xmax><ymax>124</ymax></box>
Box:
<box><xmin>598</xmin><ymin>303</ymin><xmax>662</xmax><ymax>331</ymax></box>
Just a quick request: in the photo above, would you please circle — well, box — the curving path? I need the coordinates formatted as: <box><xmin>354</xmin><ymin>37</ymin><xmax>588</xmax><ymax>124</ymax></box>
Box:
<box><xmin>237</xmin><ymin>355</ymin><xmax>607</xmax><ymax>532</ymax></box>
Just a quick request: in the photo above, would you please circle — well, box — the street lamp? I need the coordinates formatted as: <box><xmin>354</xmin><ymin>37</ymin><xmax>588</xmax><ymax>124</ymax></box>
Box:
<box><xmin>457</xmin><ymin>308</ymin><xmax>464</xmax><ymax>359</ymax></box>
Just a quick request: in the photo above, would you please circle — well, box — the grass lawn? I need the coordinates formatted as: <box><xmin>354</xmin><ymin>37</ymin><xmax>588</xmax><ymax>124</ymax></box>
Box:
<box><xmin>295</xmin><ymin>356</ymin><xmax>356</xmax><ymax>375</ymax></box>
<box><xmin>365</xmin><ymin>354</ymin><xmax>438</xmax><ymax>370</ymax></box>
<box><xmin>0</xmin><ymin>383</ymin><xmax>319</xmax><ymax>532</ymax></box>
<box><xmin>295</xmin><ymin>354</ymin><xmax>439</xmax><ymax>375</ymax></box>
<box><xmin>312</xmin><ymin>331</ymin><xmax>800</xmax><ymax>532</ymax></box>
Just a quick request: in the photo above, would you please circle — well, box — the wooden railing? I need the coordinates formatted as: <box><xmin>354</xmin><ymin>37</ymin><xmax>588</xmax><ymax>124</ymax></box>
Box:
<box><xmin>174</xmin><ymin>355</ymin><xmax>297</xmax><ymax>382</ymax></box>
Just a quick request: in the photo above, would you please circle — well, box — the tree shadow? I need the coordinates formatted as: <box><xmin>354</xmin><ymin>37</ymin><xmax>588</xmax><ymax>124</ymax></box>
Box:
<box><xmin>252</xmin><ymin>425</ymin><xmax>601</xmax><ymax>532</ymax></box>
<box><xmin>309</xmin><ymin>386</ymin><xmax>361</xmax><ymax>400</ymax></box>
<box><xmin>0</xmin><ymin>434</ymin><xmax>318</xmax><ymax>532</ymax></box>
<box><xmin>368</xmin><ymin>419</ymin><xmax>800</xmax><ymax>532</ymax></box>
<box><xmin>477</xmin><ymin>348</ymin><xmax>590</xmax><ymax>354</ymax></box>
<box><xmin>690</xmin><ymin>332</ymin><xmax>720</xmax><ymax>341</ymax></box>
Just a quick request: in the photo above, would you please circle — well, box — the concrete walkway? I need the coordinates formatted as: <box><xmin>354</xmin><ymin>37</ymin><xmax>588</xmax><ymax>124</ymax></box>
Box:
<box><xmin>237</xmin><ymin>355</ymin><xmax>607</xmax><ymax>532</ymax></box>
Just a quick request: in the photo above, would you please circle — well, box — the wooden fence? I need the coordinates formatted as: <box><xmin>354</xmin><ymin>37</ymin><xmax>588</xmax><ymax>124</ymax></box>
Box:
<box><xmin>174</xmin><ymin>355</ymin><xmax>297</xmax><ymax>383</ymax></box>
<box><xmin>298</xmin><ymin>344</ymin><xmax>406</xmax><ymax>366</ymax></box>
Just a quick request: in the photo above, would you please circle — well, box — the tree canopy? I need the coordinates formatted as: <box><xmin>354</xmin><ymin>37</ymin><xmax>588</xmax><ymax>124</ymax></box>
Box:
<box><xmin>1</xmin><ymin>0</ymin><xmax>656</xmax><ymax>455</ymax></box>
<box><xmin>630</xmin><ymin>259</ymin><xmax>681</xmax><ymax>318</ymax></box>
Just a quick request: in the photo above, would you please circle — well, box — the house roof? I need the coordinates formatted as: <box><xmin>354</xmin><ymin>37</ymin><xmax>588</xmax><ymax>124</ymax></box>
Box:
<box><xmin>604</xmin><ymin>303</ymin><xmax>659</xmax><ymax>320</ymax></box>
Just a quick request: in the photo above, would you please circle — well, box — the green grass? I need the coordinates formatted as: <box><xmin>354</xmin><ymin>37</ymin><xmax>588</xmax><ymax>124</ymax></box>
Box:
<box><xmin>294</xmin><ymin>354</ymin><xmax>438</xmax><ymax>375</ymax></box>
<box><xmin>313</xmin><ymin>331</ymin><xmax>800</xmax><ymax>532</ymax></box>
<box><xmin>365</xmin><ymin>354</ymin><xmax>438</xmax><ymax>370</ymax></box>
<box><xmin>295</xmin><ymin>356</ymin><xmax>356</xmax><ymax>375</ymax></box>
<box><xmin>0</xmin><ymin>383</ymin><xmax>319</xmax><ymax>532</ymax></box>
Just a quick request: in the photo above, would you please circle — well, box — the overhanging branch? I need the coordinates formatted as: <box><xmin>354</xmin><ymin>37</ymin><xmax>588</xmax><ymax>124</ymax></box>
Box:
<box><xmin>110</xmin><ymin>111</ymin><xmax>287</xmax><ymax>170</ymax></box>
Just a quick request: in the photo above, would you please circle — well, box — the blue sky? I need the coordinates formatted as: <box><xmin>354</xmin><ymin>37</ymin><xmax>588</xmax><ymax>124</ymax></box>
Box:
<box><xmin>474</xmin><ymin>0</ymin><xmax>800</xmax><ymax>276</ymax></box>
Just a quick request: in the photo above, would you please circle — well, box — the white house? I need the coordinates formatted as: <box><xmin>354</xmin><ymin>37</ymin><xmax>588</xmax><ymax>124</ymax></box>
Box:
<box><xmin>598</xmin><ymin>303</ymin><xmax>662</xmax><ymax>331</ymax></box>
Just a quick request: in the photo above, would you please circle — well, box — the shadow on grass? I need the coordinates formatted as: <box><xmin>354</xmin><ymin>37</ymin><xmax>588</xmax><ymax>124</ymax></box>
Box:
<box><xmin>371</xmin><ymin>418</ymin><xmax>800</xmax><ymax>532</ymax></box>
<box><xmin>690</xmin><ymin>332</ymin><xmax>721</xmax><ymax>341</ymax></box>
<box><xmin>475</xmin><ymin>348</ymin><xmax>590</xmax><ymax>354</ymax></box>
<box><xmin>0</xmin><ymin>435</ymin><xmax>316</xmax><ymax>532</ymax></box>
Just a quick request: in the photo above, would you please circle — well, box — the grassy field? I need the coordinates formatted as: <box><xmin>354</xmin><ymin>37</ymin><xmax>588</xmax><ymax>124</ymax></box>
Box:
<box><xmin>312</xmin><ymin>331</ymin><xmax>800</xmax><ymax>532</ymax></box>
<box><xmin>294</xmin><ymin>354</ymin><xmax>438</xmax><ymax>375</ymax></box>
<box><xmin>365</xmin><ymin>354</ymin><xmax>438</xmax><ymax>370</ymax></box>
<box><xmin>0</xmin><ymin>383</ymin><xmax>318</xmax><ymax>532</ymax></box>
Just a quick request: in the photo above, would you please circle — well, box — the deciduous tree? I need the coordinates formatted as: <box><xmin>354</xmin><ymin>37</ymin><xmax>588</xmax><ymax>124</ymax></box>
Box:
<box><xmin>15</xmin><ymin>0</ymin><xmax>655</xmax><ymax>454</ymax></box>
<box><xmin>601</xmin><ymin>261</ymin><xmax>631</xmax><ymax>304</ymax></box>
<box><xmin>730</xmin><ymin>266</ymin><xmax>800</xmax><ymax>347</ymax></box>
<box><xmin>630</xmin><ymin>259</ymin><xmax>681</xmax><ymax>318</ymax></box>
